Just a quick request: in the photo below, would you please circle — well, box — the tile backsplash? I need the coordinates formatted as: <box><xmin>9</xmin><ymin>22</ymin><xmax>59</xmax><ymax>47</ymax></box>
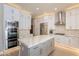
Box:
<box><xmin>65</xmin><ymin>30</ymin><xmax>79</xmax><ymax>37</ymax></box>
<box><xmin>53</xmin><ymin>25</ymin><xmax>79</xmax><ymax>37</ymax></box>
<box><xmin>53</xmin><ymin>25</ymin><xmax>66</xmax><ymax>34</ymax></box>
<box><xmin>19</xmin><ymin>29</ymin><xmax>31</xmax><ymax>39</ymax></box>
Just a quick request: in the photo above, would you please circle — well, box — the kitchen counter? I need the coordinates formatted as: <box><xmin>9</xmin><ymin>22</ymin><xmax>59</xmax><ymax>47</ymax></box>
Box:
<box><xmin>19</xmin><ymin>35</ymin><xmax>55</xmax><ymax>48</ymax></box>
<box><xmin>19</xmin><ymin>35</ymin><xmax>55</xmax><ymax>56</ymax></box>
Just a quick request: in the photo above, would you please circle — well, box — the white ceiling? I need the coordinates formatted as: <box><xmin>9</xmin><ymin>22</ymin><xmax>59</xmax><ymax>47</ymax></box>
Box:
<box><xmin>16</xmin><ymin>3</ymin><xmax>75</xmax><ymax>17</ymax></box>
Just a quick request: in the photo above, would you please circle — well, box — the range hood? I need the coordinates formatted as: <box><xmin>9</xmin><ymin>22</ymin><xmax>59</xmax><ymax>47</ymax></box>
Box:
<box><xmin>55</xmin><ymin>11</ymin><xmax>65</xmax><ymax>25</ymax></box>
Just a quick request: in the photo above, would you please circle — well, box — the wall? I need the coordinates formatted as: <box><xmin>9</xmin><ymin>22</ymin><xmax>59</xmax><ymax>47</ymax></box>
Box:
<box><xmin>0</xmin><ymin>4</ymin><xmax>3</xmax><ymax>51</ymax></box>
<box><xmin>53</xmin><ymin>25</ymin><xmax>66</xmax><ymax>34</ymax></box>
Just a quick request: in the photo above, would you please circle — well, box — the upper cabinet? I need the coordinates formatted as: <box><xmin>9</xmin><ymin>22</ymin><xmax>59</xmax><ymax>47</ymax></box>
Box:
<box><xmin>4</xmin><ymin>5</ymin><xmax>13</xmax><ymax>21</ymax></box>
<box><xmin>4</xmin><ymin>4</ymin><xmax>31</xmax><ymax>29</ymax></box>
<box><xmin>12</xmin><ymin>8</ymin><xmax>20</xmax><ymax>21</ymax></box>
<box><xmin>66</xmin><ymin>8</ymin><xmax>79</xmax><ymax>29</ymax></box>
<box><xmin>19</xmin><ymin>13</ymin><xmax>31</xmax><ymax>29</ymax></box>
<box><xmin>4</xmin><ymin>5</ymin><xmax>20</xmax><ymax>21</ymax></box>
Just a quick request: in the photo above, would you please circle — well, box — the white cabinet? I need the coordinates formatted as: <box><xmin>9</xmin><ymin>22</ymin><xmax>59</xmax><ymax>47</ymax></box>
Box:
<box><xmin>4</xmin><ymin>5</ymin><xmax>20</xmax><ymax>21</ymax></box>
<box><xmin>29</xmin><ymin>40</ymin><xmax>51</xmax><ymax>56</ymax></box>
<box><xmin>75</xmin><ymin>14</ymin><xmax>79</xmax><ymax>29</ymax></box>
<box><xmin>33</xmin><ymin>19</ymin><xmax>40</xmax><ymax>36</ymax></box>
<box><xmin>55</xmin><ymin>35</ymin><xmax>79</xmax><ymax>49</ymax></box>
<box><xmin>12</xmin><ymin>8</ymin><xmax>20</xmax><ymax>21</ymax></box>
<box><xmin>55</xmin><ymin>35</ymin><xmax>70</xmax><ymax>46</ymax></box>
<box><xmin>4</xmin><ymin>5</ymin><xmax>13</xmax><ymax>21</ymax></box>
<box><xmin>46</xmin><ymin>38</ymin><xmax>54</xmax><ymax>54</ymax></box>
<box><xmin>29</xmin><ymin>44</ymin><xmax>41</xmax><ymax>56</ymax></box>
<box><xmin>66</xmin><ymin>8</ymin><xmax>79</xmax><ymax>29</ymax></box>
<box><xmin>40</xmin><ymin>41</ymin><xmax>49</xmax><ymax>56</ymax></box>
<box><xmin>19</xmin><ymin>13</ymin><xmax>31</xmax><ymax>29</ymax></box>
<box><xmin>25</xmin><ymin>15</ymin><xmax>31</xmax><ymax>29</ymax></box>
<box><xmin>66</xmin><ymin>11</ymin><xmax>71</xmax><ymax>29</ymax></box>
<box><xmin>20</xmin><ymin>38</ymin><xmax>54</xmax><ymax>56</ymax></box>
<box><xmin>19</xmin><ymin>14</ymin><xmax>25</xmax><ymax>29</ymax></box>
<box><xmin>70</xmin><ymin>37</ymin><xmax>79</xmax><ymax>48</ymax></box>
<box><xmin>20</xmin><ymin>43</ymin><xmax>41</xmax><ymax>56</ymax></box>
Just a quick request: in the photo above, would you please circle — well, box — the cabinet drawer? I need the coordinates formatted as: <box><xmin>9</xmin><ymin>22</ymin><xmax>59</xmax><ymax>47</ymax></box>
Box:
<box><xmin>29</xmin><ymin>44</ymin><xmax>41</xmax><ymax>56</ymax></box>
<box><xmin>70</xmin><ymin>37</ymin><xmax>79</xmax><ymax>48</ymax></box>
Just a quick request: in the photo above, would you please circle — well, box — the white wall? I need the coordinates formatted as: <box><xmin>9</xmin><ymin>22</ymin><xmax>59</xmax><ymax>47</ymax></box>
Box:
<box><xmin>0</xmin><ymin>4</ymin><xmax>6</xmax><ymax>51</ymax></box>
<box><xmin>53</xmin><ymin>25</ymin><xmax>66</xmax><ymax>34</ymax></box>
<box><xmin>33</xmin><ymin>15</ymin><xmax>55</xmax><ymax>36</ymax></box>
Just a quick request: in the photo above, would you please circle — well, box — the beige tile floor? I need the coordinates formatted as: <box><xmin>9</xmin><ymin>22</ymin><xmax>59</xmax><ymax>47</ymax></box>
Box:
<box><xmin>0</xmin><ymin>46</ymin><xmax>20</xmax><ymax>56</ymax></box>
<box><xmin>0</xmin><ymin>45</ymin><xmax>79</xmax><ymax>56</ymax></box>
<box><xmin>50</xmin><ymin>46</ymin><xmax>77</xmax><ymax>56</ymax></box>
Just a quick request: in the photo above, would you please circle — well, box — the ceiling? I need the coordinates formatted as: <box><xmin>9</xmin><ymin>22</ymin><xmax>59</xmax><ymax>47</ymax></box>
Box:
<box><xmin>16</xmin><ymin>3</ymin><xmax>75</xmax><ymax>17</ymax></box>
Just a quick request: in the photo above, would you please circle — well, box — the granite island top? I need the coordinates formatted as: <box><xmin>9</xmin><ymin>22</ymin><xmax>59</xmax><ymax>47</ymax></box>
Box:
<box><xmin>19</xmin><ymin>35</ymin><xmax>55</xmax><ymax>48</ymax></box>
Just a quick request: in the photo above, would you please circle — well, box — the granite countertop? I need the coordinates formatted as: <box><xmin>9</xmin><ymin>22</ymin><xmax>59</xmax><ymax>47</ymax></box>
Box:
<box><xmin>19</xmin><ymin>35</ymin><xmax>55</xmax><ymax>48</ymax></box>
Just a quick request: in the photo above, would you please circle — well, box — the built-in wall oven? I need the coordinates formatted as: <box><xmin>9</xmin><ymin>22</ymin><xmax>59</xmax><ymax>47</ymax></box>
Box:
<box><xmin>6</xmin><ymin>21</ymin><xmax>19</xmax><ymax>48</ymax></box>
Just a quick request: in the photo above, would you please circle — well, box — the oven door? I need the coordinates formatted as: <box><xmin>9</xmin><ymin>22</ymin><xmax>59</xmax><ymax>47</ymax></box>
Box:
<box><xmin>8</xmin><ymin>40</ymin><xmax>18</xmax><ymax>48</ymax></box>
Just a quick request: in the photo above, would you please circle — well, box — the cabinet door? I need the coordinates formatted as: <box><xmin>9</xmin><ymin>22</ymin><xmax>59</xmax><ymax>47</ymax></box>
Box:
<box><xmin>60</xmin><ymin>36</ymin><xmax>70</xmax><ymax>46</ymax></box>
<box><xmin>75</xmin><ymin>15</ymin><xmax>79</xmax><ymax>29</ymax></box>
<box><xmin>66</xmin><ymin>11</ymin><xmax>71</xmax><ymax>29</ymax></box>
<box><xmin>70</xmin><ymin>37</ymin><xmax>79</xmax><ymax>48</ymax></box>
<box><xmin>66</xmin><ymin>9</ymin><xmax>76</xmax><ymax>29</ymax></box>
<box><xmin>29</xmin><ymin>44</ymin><xmax>41</xmax><ymax>56</ymax></box>
<box><xmin>55</xmin><ymin>35</ymin><xmax>70</xmax><ymax>46</ymax></box>
<box><xmin>19</xmin><ymin>13</ymin><xmax>25</xmax><ymax>29</ymax></box>
<box><xmin>4</xmin><ymin>5</ymin><xmax>13</xmax><ymax>21</ymax></box>
<box><xmin>47</xmin><ymin>38</ymin><xmax>54</xmax><ymax>54</ymax></box>
<box><xmin>19</xmin><ymin>13</ymin><xmax>31</xmax><ymax>29</ymax></box>
<box><xmin>70</xmin><ymin>15</ymin><xmax>76</xmax><ymax>29</ymax></box>
<box><xmin>25</xmin><ymin>15</ymin><xmax>31</xmax><ymax>29</ymax></box>
<box><xmin>13</xmin><ymin>8</ymin><xmax>20</xmax><ymax>21</ymax></box>
<box><xmin>40</xmin><ymin>41</ymin><xmax>48</xmax><ymax>56</ymax></box>
<box><xmin>19</xmin><ymin>13</ymin><xmax>23</xmax><ymax>29</ymax></box>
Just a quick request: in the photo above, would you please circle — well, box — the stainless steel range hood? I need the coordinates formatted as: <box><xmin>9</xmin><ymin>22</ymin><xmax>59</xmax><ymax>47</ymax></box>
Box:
<box><xmin>55</xmin><ymin>11</ymin><xmax>65</xmax><ymax>25</ymax></box>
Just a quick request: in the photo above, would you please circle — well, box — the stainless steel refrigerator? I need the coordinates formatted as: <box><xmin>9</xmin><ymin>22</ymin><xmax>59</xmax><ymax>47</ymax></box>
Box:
<box><xmin>40</xmin><ymin>23</ymin><xmax>48</xmax><ymax>35</ymax></box>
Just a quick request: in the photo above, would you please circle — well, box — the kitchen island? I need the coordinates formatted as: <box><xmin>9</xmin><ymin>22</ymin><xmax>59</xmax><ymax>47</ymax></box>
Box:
<box><xmin>19</xmin><ymin>35</ymin><xmax>55</xmax><ymax>56</ymax></box>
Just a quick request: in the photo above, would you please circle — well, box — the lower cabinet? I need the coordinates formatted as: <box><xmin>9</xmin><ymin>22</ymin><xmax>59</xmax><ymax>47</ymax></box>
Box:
<box><xmin>20</xmin><ymin>38</ymin><xmax>54</xmax><ymax>56</ymax></box>
<box><xmin>70</xmin><ymin>37</ymin><xmax>79</xmax><ymax>48</ymax></box>
<box><xmin>40</xmin><ymin>40</ymin><xmax>50</xmax><ymax>56</ymax></box>
<box><xmin>55</xmin><ymin>35</ymin><xmax>79</xmax><ymax>49</ymax></box>
<box><xmin>29</xmin><ymin>44</ymin><xmax>41</xmax><ymax>56</ymax></box>
<box><xmin>55</xmin><ymin>35</ymin><xmax>70</xmax><ymax>46</ymax></box>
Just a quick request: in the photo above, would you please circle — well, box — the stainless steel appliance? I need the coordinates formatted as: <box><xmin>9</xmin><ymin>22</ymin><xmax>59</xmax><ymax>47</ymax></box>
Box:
<box><xmin>55</xmin><ymin>11</ymin><xmax>66</xmax><ymax>25</ymax></box>
<box><xmin>6</xmin><ymin>21</ymin><xmax>19</xmax><ymax>48</ymax></box>
<box><xmin>40</xmin><ymin>23</ymin><xmax>48</xmax><ymax>35</ymax></box>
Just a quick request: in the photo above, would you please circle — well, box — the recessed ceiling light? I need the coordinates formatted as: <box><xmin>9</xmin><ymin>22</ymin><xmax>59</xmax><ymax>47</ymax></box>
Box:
<box><xmin>55</xmin><ymin>8</ymin><xmax>57</xmax><ymax>11</ymax></box>
<box><xmin>36</xmin><ymin>8</ymin><xmax>39</xmax><ymax>10</ymax></box>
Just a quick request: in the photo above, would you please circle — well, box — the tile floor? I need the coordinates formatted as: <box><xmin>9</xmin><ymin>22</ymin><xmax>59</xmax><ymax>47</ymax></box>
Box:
<box><xmin>0</xmin><ymin>45</ymin><xmax>79</xmax><ymax>56</ymax></box>
<box><xmin>50</xmin><ymin>46</ymin><xmax>77</xmax><ymax>56</ymax></box>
